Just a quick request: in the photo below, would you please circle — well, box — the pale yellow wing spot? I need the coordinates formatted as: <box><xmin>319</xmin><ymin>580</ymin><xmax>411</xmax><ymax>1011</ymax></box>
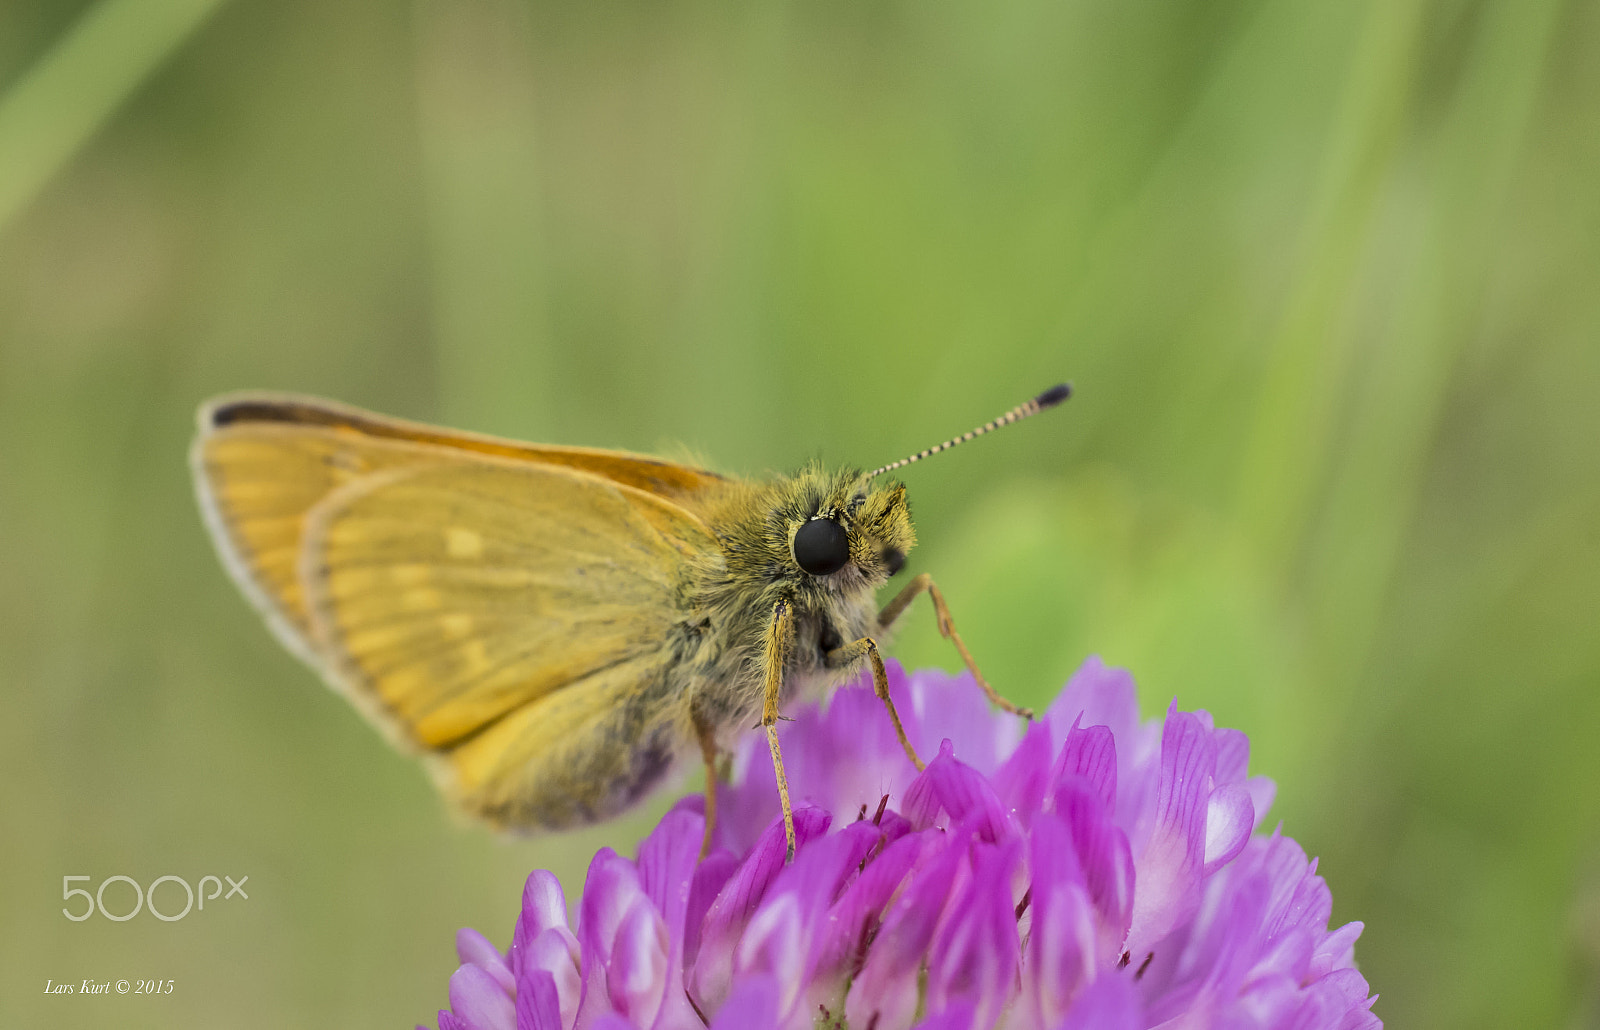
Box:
<box><xmin>445</xmin><ymin>527</ymin><xmax>484</xmax><ymax>559</ymax></box>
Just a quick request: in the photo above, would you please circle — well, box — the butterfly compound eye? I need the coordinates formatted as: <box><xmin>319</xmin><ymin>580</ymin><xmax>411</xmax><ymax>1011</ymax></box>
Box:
<box><xmin>793</xmin><ymin>518</ymin><xmax>850</xmax><ymax>576</ymax></box>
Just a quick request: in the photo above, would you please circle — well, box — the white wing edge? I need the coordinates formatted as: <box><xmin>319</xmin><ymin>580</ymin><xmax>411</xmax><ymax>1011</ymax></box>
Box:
<box><xmin>188</xmin><ymin>410</ymin><xmax>330</xmax><ymax>677</ymax></box>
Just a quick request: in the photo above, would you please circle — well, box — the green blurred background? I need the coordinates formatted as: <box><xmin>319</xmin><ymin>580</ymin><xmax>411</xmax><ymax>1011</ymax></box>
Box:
<box><xmin>2</xmin><ymin>0</ymin><xmax>1597</xmax><ymax>1026</ymax></box>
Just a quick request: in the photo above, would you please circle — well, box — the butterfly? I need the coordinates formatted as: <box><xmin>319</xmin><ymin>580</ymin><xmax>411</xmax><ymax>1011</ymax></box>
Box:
<box><xmin>190</xmin><ymin>385</ymin><xmax>1068</xmax><ymax>858</ymax></box>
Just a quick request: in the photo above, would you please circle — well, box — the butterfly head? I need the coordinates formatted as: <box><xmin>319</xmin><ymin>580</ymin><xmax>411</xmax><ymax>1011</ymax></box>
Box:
<box><xmin>782</xmin><ymin>466</ymin><xmax>915</xmax><ymax>589</ymax></box>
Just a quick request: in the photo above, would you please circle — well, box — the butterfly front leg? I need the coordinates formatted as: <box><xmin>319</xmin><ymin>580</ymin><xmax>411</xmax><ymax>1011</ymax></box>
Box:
<box><xmin>760</xmin><ymin>600</ymin><xmax>798</xmax><ymax>862</ymax></box>
<box><xmin>823</xmin><ymin>636</ymin><xmax>924</xmax><ymax>772</ymax></box>
<box><xmin>877</xmin><ymin>573</ymin><xmax>1034</xmax><ymax>720</ymax></box>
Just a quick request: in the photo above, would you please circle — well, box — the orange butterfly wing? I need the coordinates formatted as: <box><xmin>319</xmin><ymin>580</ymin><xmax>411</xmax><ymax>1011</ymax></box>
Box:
<box><xmin>190</xmin><ymin>393</ymin><xmax>728</xmax><ymax>828</ymax></box>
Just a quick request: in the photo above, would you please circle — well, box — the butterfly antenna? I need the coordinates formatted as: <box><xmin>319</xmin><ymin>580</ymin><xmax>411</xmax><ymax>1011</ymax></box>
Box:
<box><xmin>867</xmin><ymin>383</ymin><xmax>1072</xmax><ymax>479</ymax></box>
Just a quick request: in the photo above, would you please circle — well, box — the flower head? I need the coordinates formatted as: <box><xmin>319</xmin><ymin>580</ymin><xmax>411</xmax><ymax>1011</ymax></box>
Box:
<box><xmin>424</xmin><ymin>658</ymin><xmax>1380</xmax><ymax>1030</ymax></box>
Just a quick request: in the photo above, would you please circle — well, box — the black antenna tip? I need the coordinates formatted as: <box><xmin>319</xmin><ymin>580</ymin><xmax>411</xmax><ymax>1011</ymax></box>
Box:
<box><xmin>1035</xmin><ymin>383</ymin><xmax>1072</xmax><ymax>409</ymax></box>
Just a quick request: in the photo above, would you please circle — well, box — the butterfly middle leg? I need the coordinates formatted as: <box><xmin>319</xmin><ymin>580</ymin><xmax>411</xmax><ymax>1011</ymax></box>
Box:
<box><xmin>876</xmin><ymin>573</ymin><xmax>1035</xmax><ymax>720</ymax></box>
<box><xmin>824</xmin><ymin>636</ymin><xmax>924</xmax><ymax>773</ymax></box>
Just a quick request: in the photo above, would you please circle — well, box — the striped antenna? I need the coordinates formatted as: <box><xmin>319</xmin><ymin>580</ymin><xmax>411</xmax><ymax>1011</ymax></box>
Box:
<box><xmin>867</xmin><ymin>383</ymin><xmax>1072</xmax><ymax>479</ymax></box>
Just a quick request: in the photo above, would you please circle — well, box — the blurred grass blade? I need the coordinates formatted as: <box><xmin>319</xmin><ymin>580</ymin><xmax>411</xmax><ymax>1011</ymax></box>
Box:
<box><xmin>1234</xmin><ymin>0</ymin><xmax>1426</xmax><ymax>569</ymax></box>
<box><xmin>0</xmin><ymin>0</ymin><xmax>229</xmax><ymax>235</ymax></box>
<box><xmin>413</xmin><ymin>0</ymin><xmax>550</xmax><ymax>437</ymax></box>
<box><xmin>1305</xmin><ymin>0</ymin><xmax>1565</xmax><ymax>706</ymax></box>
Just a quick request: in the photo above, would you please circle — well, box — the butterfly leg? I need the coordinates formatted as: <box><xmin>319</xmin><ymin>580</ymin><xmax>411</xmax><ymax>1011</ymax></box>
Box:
<box><xmin>825</xmin><ymin>636</ymin><xmax>924</xmax><ymax>771</ymax></box>
<box><xmin>761</xmin><ymin>600</ymin><xmax>798</xmax><ymax>862</ymax></box>
<box><xmin>694</xmin><ymin>715</ymin><xmax>719</xmax><ymax>860</ymax></box>
<box><xmin>877</xmin><ymin>573</ymin><xmax>1034</xmax><ymax>720</ymax></box>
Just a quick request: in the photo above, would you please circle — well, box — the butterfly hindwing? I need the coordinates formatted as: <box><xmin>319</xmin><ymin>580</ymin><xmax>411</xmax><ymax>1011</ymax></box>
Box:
<box><xmin>299</xmin><ymin>458</ymin><xmax>707</xmax><ymax>745</ymax></box>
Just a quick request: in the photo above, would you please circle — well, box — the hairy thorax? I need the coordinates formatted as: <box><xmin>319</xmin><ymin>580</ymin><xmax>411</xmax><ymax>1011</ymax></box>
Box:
<box><xmin>668</xmin><ymin>465</ymin><xmax>914</xmax><ymax>741</ymax></box>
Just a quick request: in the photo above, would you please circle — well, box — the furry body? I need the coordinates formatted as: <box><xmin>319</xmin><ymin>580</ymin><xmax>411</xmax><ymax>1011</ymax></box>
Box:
<box><xmin>463</xmin><ymin>465</ymin><xmax>918</xmax><ymax>829</ymax></box>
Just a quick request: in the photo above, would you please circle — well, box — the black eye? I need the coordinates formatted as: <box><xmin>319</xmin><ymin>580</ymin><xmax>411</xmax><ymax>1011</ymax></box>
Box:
<box><xmin>793</xmin><ymin>518</ymin><xmax>850</xmax><ymax>576</ymax></box>
<box><xmin>883</xmin><ymin>548</ymin><xmax>906</xmax><ymax>576</ymax></box>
